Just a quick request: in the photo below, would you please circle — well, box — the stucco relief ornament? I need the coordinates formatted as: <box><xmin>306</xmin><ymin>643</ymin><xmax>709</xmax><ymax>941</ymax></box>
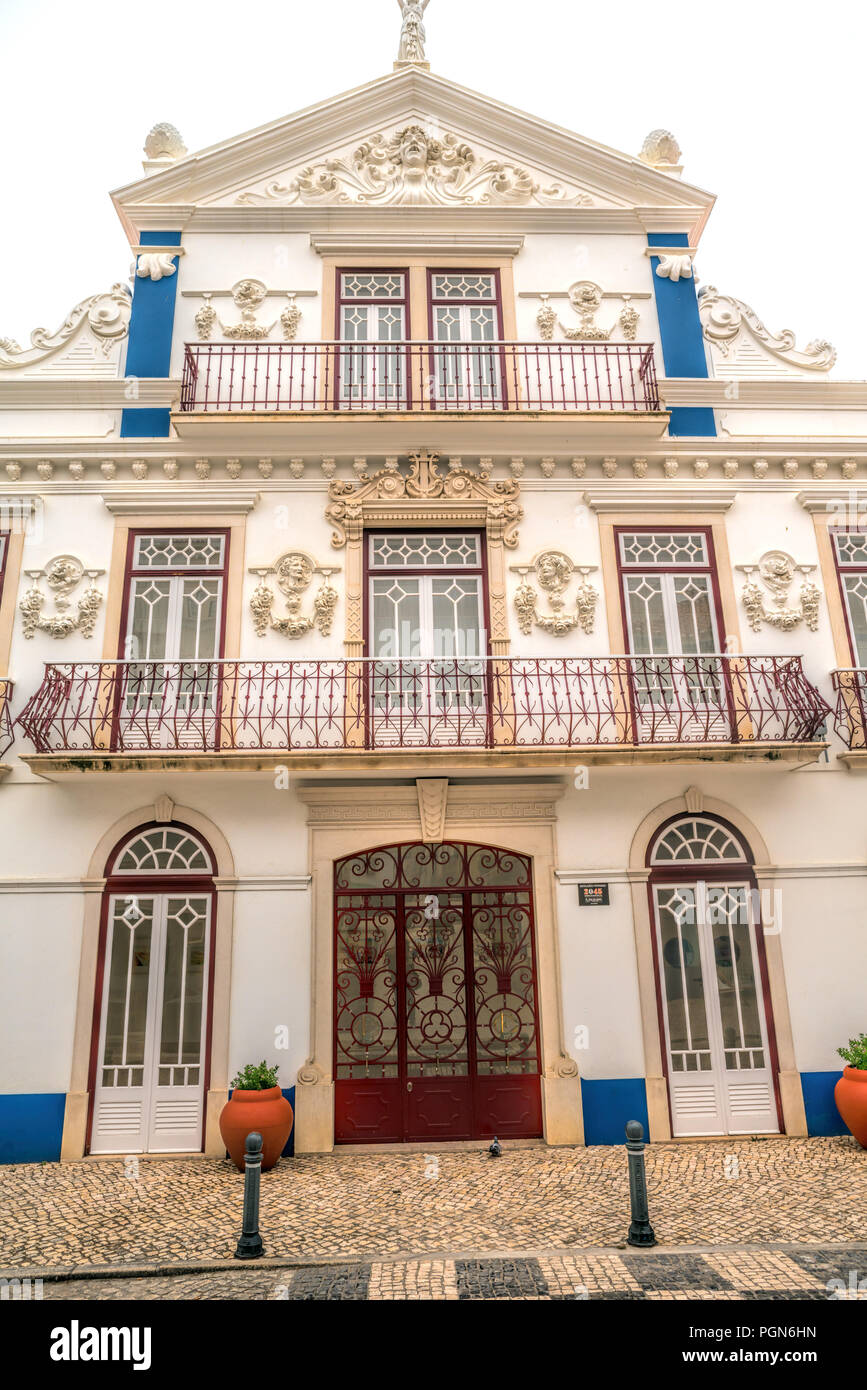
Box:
<box><xmin>0</xmin><ymin>285</ymin><xmax>131</xmax><ymax>368</ymax></box>
<box><xmin>195</xmin><ymin>295</ymin><xmax>217</xmax><ymax>340</ymax></box>
<box><xmin>560</xmin><ymin>282</ymin><xmax>611</xmax><ymax>341</ymax></box>
<box><xmin>538</xmin><ymin>284</ymin><xmax>641</xmax><ymax>342</ymax></box>
<box><xmin>654</xmin><ymin>252</ymin><xmax>693</xmax><ymax>282</ymax></box>
<box><xmin>511</xmin><ymin>552</ymin><xmax>598</xmax><ymax>636</ymax></box>
<box><xmin>638</xmin><ymin>129</ymin><xmax>682</xmax><ymax>170</ymax></box>
<box><xmin>619</xmin><ymin>298</ymin><xmax>639</xmax><ymax>340</ymax></box>
<box><xmin>235</xmin><ymin>123</ymin><xmax>591</xmax><ymax>208</ymax></box>
<box><xmin>249</xmin><ymin>553</ymin><xmax>340</xmax><ymax>639</ymax></box>
<box><xmin>397</xmin><ymin>0</ymin><xmax>430</xmax><ymax>62</ymax></box>
<box><xmin>536</xmin><ymin>295</ymin><xmax>557</xmax><ymax>341</ymax></box>
<box><xmin>144</xmin><ymin>122</ymin><xmax>187</xmax><ymax>162</ymax></box>
<box><xmin>219</xmin><ymin>279</ymin><xmax>277</xmax><ymax>340</ymax></box>
<box><xmin>280</xmin><ymin>294</ymin><xmax>302</xmax><ymax>340</ymax></box>
<box><xmin>325</xmin><ymin>452</ymin><xmax>522</xmax><ymax>549</ymax></box>
<box><xmin>698</xmin><ymin>286</ymin><xmax>836</xmax><ymax>371</ymax></box>
<box><xmin>20</xmin><ymin>556</ymin><xmax>104</xmax><ymax>639</ymax></box>
<box><xmin>136</xmin><ymin>253</ymin><xmax>178</xmax><ymax>282</ymax></box>
<box><xmin>736</xmin><ymin>551</ymin><xmax>821</xmax><ymax>633</ymax></box>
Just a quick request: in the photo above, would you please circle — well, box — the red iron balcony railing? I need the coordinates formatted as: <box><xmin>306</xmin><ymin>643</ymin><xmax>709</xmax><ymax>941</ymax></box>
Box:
<box><xmin>179</xmin><ymin>340</ymin><xmax>660</xmax><ymax>414</ymax></box>
<box><xmin>832</xmin><ymin>668</ymin><xmax>867</xmax><ymax>749</ymax></box>
<box><xmin>0</xmin><ymin>679</ymin><xmax>13</xmax><ymax>758</ymax></box>
<box><xmin>17</xmin><ymin>656</ymin><xmax>829</xmax><ymax>756</ymax></box>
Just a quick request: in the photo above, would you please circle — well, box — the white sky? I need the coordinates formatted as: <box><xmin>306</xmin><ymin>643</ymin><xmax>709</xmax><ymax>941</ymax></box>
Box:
<box><xmin>2</xmin><ymin>0</ymin><xmax>865</xmax><ymax>375</ymax></box>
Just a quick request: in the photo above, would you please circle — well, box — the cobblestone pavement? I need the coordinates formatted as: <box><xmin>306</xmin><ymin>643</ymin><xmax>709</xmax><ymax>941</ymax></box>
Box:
<box><xmin>0</xmin><ymin>1137</ymin><xmax>864</xmax><ymax>1272</ymax></box>
<box><xmin>21</xmin><ymin>1247</ymin><xmax>867</xmax><ymax>1300</ymax></box>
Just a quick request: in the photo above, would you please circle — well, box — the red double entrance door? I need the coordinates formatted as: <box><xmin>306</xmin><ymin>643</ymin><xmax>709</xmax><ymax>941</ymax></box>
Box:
<box><xmin>334</xmin><ymin>846</ymin><xmax>543</xmax><ymax>1144</ymax></box>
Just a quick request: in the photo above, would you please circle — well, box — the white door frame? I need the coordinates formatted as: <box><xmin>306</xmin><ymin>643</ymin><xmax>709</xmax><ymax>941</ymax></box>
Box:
<box><xmin>91</xmin><ymin>891</ymin><xmax>212</xmax><ymax>1154</ymax></box>
<box><xmin>652</xmin><ymin>876</ymin><xmax>779</xmax><ymax>1137</ymax></box>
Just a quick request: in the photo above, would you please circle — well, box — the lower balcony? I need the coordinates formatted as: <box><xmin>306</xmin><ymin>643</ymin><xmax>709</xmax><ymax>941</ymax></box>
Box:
<box><xmin>0</xmin><ymin>679</ymin><xmax>13</xmax><ymax>764</ymax></box>
<box><xmin>16</xmin><ymin>656</ymin><xmax>830</xmax><ymax>772</ymax></box>
<box><xmin>832</xmin><ymin>668</ymin><xmax>867</xmax><ymax>769</ymax></box>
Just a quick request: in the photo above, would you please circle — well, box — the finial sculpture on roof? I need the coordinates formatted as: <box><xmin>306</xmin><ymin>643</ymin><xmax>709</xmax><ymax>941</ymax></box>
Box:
<box><xmin>397</xmin><ymin>0</ymin><xmax>430</xmax><ymax>64</ymax></box>
<box><xmin>638</xmin><ymin>129</ymin><xmax>682</xmax><ymax>171</ymax></box>
<box><xmin>142</xmin><ymin>123</ymin><xmax>187</xmax><ymax>172</ymax></box>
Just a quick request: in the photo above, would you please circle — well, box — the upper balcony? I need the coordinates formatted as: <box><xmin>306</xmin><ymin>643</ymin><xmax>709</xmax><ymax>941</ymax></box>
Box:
<box><xmin>15</xmin><ymin>655</ymin><xmax>829</xmax><ymax>773</ymax></box>
<box><xmin>174</xmin><ymin>340</ymin><xmax>666</xmax><ymax>452</ymax></box>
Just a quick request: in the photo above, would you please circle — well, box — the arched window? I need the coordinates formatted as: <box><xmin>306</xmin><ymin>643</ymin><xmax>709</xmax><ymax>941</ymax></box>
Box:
<box><xmin>650</xmin><ymin>816</ymin><xmax>748</xmax><ymax>866</ymax></box>
<box><xmin>112</xmin><ymin>825</ymin><xmax>213</xmax><ymax>874</ymax></box>
<box><xmin>647</xmin><ymin>814</ymin><xmax>780</xmax><ymax>1138</ymax></box>
<box><xmin>89</xmin><ymin>822</ymin><xmax>215</xmax><ymax>1155</ymax></box>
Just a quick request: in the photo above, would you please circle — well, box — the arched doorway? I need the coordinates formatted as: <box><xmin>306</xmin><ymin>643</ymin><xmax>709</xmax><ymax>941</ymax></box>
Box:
<box><xmin>647</xmin><ymin>815</ymin><xmax>781</xmax><ymax>1137</ymax></box>
<box><xmin>333</xmin><ymin>841</ymin><xmax>542</xmax><ymax>1144</ymax></box>
<box><xmin>87</xmin><ymin>823</ymin><xmax>216</xmax><ymax>1154</ymax></box>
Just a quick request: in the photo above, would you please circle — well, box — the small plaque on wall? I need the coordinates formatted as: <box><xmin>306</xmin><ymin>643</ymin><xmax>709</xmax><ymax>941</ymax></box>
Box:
<box><xmin>578</xmin><ymin>883</ymin><xmax>609</xmax><ymax>907</ymax></box>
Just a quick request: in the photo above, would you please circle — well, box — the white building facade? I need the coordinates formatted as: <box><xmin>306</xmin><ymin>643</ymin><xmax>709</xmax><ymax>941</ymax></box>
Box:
<box><xmin>1</xmin><ymin>57</ymin><xmax>865</xmax><ymax>1164</ymax></box>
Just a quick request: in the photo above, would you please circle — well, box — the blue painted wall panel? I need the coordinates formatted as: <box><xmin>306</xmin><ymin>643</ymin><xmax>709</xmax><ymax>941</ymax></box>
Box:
<box><xmin>646</xmin><ymin>231</ymin><xmax>716</xmax><ymax>438</ymax></box>
<box><xmin>800</xmin><ymin>1072</ymin><xmax>848</xmax><ymax>1137</ymax></box>
<box><xmin>0</xmin><ymin>1094</ymin><xmax>65</xmax><ymax>1164</ymax></box>
<box><xmin>581</xmin><ymin>1078</ymin><xmax>650</xmax><ymax>1146</ymax></box>
<box><xmin>120</xmin><ymin>230</ymin><xmax>182</xmax><ymax>440</ymax></box>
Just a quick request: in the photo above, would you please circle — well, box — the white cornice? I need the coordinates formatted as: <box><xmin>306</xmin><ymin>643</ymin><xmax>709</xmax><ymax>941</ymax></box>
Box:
<box><xmin>0</xmin><ymin>380</ymin><xmax>180</xmax><ymax>409</ymax></box>
<box><xmin>797</xmin><ymin>489</ymin><xmax>865</xmax><ymax>514</ymax></box>
<box><xmin>136</xmin><ymin>206</ymin><xmax>701</xmax><ymax>238</ymax></box>
<box><xmin>101</xmin><ymin>488</ymin><xmax>260</xmax><ymax>515</ymax></box>
<box><xmin>661</xmin><ymin>378</ymin><xmax>867</xmax><ymax>409</ymax></box>
<box><xmin>583</xmin><ymin>486</ymin><xmax>735</xmax><ymax>512</ymax></box>
<box><xmin>309</xmin><ymin>233</ymin><xmax>525</xmax><ymax>257</ymax></box>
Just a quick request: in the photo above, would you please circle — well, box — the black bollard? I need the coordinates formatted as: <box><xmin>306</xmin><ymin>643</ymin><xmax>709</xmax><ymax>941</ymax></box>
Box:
<box><xmin>234</xmin><ymin>1131</ymin><xmax>264</xmax><ymax>1260</ymax></box>
<box><xmin>625</xmin><ymin>1120</ymin><xmax>656</xmax><ymax>1248</ymax></box>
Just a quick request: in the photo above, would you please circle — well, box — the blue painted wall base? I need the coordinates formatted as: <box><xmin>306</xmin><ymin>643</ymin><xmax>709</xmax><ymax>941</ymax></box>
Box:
<box><xmin>580</xmin><ymin>1078</ymin><xmax>650</xmax><ymax>1146</ymax></box>
<box><xmin>0</xmin><ymin>1094</ymin><xmax>65</xmax><ymax>1163</ymax></box>
<box><xmin>800</xmin><ymin>1072</ymin><xmax>848</xmax><ymax>1137</ymax></box>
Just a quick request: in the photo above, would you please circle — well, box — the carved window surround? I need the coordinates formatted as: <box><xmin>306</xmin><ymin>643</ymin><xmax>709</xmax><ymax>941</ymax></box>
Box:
<box><xmin>324</xmin><ymin>451</ymin><xmax>522</xmax><ymax>656</ymax></box>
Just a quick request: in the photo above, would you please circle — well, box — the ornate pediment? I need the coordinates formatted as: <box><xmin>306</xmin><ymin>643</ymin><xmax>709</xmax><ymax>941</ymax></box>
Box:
<box><xmin>233</xmin><ymin>123</ymin><xmax>596</xmax><ymax>210</ymax></box>
<box><xmin>325</xmin><ymin>452</ymin><xmax>522</xmax><ymax>549</ymax></box>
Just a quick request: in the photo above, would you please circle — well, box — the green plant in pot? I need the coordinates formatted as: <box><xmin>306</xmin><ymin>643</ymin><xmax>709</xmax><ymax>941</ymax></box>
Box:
<box><xmin>219</xmin><ymin>1060</ymin><xmax>294</xmax><ymax>1171</ymax></box>
<box><xmin>835</xmin><ymin>1034</ymin><xmax>867</xmax><ymax>1149</ymax></box>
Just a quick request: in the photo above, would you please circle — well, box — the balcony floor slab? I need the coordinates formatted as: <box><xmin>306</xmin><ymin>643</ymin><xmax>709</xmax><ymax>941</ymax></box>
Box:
<box><xmin>19</xmin><ymin>743</ymin><xmax>828</xmax><ymax>777</ymax></box>
<box><xmin>170</xmin><ymin>410</ymin><xmax>670</xmax><ymax>454</ymax></box>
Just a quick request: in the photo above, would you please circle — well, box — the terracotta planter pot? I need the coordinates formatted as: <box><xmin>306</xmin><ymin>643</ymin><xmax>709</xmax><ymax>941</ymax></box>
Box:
<box><xmin>219</xmin><ymin>1086</ymin><xmax>294</xmax><ymax>1172</ymax></box>
<box><xmin>835</xmin><ymin>1067</ymin><xmax>867</xmax><ymax>1148</ymax></box>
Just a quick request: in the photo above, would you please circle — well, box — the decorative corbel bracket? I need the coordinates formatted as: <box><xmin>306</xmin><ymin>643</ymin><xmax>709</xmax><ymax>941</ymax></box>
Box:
<box><xmin>644</xmin><ymin>245</ymin><xmax>697</xmax><ymax>282</ymax></box>
<box><xmin>249</xmin><ymin>552</ymin><xmax>340</xmax><ymax>638</ymax></box>
<box><xmin>134</xmin><ymin>246</ymin><xmax>186</xmax><ymax>281</ymax></box>
<box><xmin>510</xmin><ymin>550</ymin><xmax>598</xmax><ymax>636</ymax></box>
<box><xmin>735</xmin><ymin>551</ymin><xmax>821</xmax><ymax>633</ymax></box>
<box><xmin>20</xmin><ymin>556</ymin><xmax>105</xmax><ymax>639</ymax></box>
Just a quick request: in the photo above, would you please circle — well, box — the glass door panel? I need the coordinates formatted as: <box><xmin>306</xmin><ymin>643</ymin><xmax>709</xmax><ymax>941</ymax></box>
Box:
<box><xmin>92</xmin><ymin>894</ymin><xmax>210</xmax><ymax>1153</ymax></box>
<box><xmin>654</xmin><ymin>880</ymin><xmax>778</xmax><ymax>1136</ymax></box>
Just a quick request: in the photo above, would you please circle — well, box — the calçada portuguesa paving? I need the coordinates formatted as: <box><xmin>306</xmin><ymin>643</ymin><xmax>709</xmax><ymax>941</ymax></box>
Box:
<box><xmin>1</xmin><ymin>1136</ymin><xmax>866</xmax><ymax>1300</ymax></box>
